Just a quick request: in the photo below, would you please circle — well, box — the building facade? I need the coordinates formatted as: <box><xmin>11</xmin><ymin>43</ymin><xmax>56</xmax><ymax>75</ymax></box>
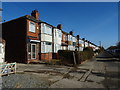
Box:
<box><xmin>40</xmin><ymin>22</ymin><xmax>53</xmax><ymax>61</ymax></box>
<box><xmin>61</xmin><ymin>31</ymin><xmax>68</xmax><ymax>50</ymax></box>
<box><xmin>2</xmin><ymin>10</ymin><xmax>100</xmax><ymax>63</ymax></box>
<box><xmin>2</xmin><ymin>10</ymin><xmax>40</xmax><ymax>63</ymax></box>
<box><xmin>52</xmin><ymin>25</ymin><xmax>62</xmax><ymax>59</ymax></box>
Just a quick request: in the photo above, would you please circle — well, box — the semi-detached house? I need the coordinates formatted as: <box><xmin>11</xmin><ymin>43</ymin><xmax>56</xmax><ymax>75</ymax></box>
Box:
<box><xmin>3</xmin><ymin>10</ymin><xmax>40</xmax><ymax>63</ymax></box>
<box><xmin>2</xmin><ymin>10</ymin><xmax>100</xmax><ymax>63</ymax></box>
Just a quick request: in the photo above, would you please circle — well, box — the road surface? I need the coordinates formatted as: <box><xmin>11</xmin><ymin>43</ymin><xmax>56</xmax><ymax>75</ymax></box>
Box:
<box><xmin>2</xmin><ymin>50</ymin><xmax>120</xmax><ymax>88</ymax></box>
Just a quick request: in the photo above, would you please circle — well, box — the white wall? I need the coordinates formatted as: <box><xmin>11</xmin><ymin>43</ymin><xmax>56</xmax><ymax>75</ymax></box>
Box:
<box><xmin>41</xmin><ymin>42</ymin><xmax>52</xmax><ymax>53</ymax></box>
<box><xmin>62</xmin><ymin>46</ymin><xmax>67</xmax><ymax>50</ymax></box>
<box><xmin>68</xmin><ymin>45</ymin><xmax>76</xmax><ymax>51</ymax></box>
<box><xmin>53</xmin><ymin>28</ymin><xmax>62</xmax><ymax>45</ymax></box>
<box><xmin>79</xmin><ymin>47</ymin><xmax>84</xmax><ymax>51</ymax></box>
<box><xmin>54</xmin><ymin>44</ymin><xmax>62</xmax><ymax>53</ymax></box>
<box><xmin>68</xmin><ymin>35</ymin><xmax>72</xmax><ymax>41</ymax></box>
<box><xmin>72</xmin><ymin>36</ymin><xmax>76</xmax><ymax>42</ymax></box>
<box><xmin>41</xmin><ymin>23</ymin><xmax>52</xmax><ymax>35</ymax></box>
<box><xmin>85</xmin><ymin>42</ymin><xmax>88</xmax><ymax>47</ymax></box>
<box><xmin>0</xmin><ymin>43</ymin><xmax>5</xmax><ymax>63</ymax></box>
<box><xmin>41</xmin><ymin>34</ymin><xmax>52</xmax><ymax>42</ymax></box>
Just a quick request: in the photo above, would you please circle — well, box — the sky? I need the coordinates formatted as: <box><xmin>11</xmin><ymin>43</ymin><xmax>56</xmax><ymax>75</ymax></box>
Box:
<box><xmin>2</xmin><ymin>2</ymin><xmax>118</xmax><ymax>49</ymax></box>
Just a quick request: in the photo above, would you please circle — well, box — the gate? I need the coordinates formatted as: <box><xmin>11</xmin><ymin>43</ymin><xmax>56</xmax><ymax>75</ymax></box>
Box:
<box><xmin>0</xmin><ymin>62</ymin><xmax>16</xmax><ymax>76</ymax></box>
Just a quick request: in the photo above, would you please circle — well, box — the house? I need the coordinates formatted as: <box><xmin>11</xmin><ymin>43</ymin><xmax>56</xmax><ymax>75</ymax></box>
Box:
<box><xmin>0</xmin><ymin>38</ymin><xmax>5</xmax><ymax>63</ymax></box>
<box><xmin>39</xmin><ymin>21</ymin><xmax>53</xmax><ymax>62</ymax></box>
<box><xmin>52</xmin><ymin>24</ymin><xmax>62</xmax><ymax>59</ymax></box>
<box><xmin>2</xmin><ymin>10</ymin><xmax>40</xmax><ymax>63</ymax></box>
<box><xmin>67</xmin><ymin>31</ymin><xmax>77</xmax><ymax>51</ymax></box>
<box><xmin>2</xmin><ymin>10</ymin><xmax>99</xmax><ymax>63</ymax></box>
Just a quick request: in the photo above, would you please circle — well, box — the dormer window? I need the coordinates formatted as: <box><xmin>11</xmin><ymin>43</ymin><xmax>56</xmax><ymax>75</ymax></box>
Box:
<box><xmin>29</xmin><ymin>21</ymin><xmax>35</xmax><ymax>33</ymax></box>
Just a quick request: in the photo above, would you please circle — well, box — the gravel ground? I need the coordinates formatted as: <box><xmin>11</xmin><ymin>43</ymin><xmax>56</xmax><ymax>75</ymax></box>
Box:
<box><xmin>2</xmin><ymin>73</ymin><xmax>51</xmax><ymax>88</ymax></box>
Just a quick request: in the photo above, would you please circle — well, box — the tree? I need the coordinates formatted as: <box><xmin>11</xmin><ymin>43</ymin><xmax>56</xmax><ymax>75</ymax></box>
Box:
<box><xmin>117</xmin><ymin>42</ymin><xmax>120</xmax><ymax>49</ymax></box>
<box><xmin>108</xmin><ymin>46</ymin><xmax>118</xmax><ymax>50</ymax></box>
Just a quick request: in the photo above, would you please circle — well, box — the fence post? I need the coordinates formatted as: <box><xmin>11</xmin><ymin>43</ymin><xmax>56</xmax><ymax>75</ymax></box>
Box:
<box><xmin>73</xmin><ymin>52</ymin><xmax>76</xmax><ymax>65</ymax></box>
<box><xmin>14</xmin><ymin>62</ymin><xmax>16</xmax><ymax>74</ymax></box>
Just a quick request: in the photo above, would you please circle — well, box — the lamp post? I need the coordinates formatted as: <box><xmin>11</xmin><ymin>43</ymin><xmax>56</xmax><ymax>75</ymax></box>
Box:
<box><xmin>99</xmin><ymin>41</ymin><xmax>101</xmax><ymax>47</ymax></box>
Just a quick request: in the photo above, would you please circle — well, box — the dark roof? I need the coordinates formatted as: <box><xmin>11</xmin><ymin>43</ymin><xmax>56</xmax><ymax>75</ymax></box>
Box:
<box><xmin>62</xmin><ymin>31</ymin><xmax>69</xmax><ymax>35</ymax></box>
<box><xmin>26</xmin><ymin>15</ymin><xmax>41</xmax><ymax>23</ymax></box>
<box><xmin>3</xmin><ymin>15</ymin><xmax>42</xmax><ymax>24</ymax></box>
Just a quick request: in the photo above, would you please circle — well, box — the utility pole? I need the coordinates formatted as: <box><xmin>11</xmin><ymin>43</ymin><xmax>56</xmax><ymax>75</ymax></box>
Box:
<box><xmin>99</xmin><ymin>41</ymin><xmax>101</xmax><ymax>47</ymax></box>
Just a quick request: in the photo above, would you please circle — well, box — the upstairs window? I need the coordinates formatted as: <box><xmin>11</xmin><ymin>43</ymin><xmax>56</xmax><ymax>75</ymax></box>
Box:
<box><xmin>29</xmin><ymin>21</ymin><xmax>36</xmax><ymax>33</ymax></box>
<box><xmin>41</xmin><ymin>23</ymin><xmax>52</xmax><ymax>35</ymax></box>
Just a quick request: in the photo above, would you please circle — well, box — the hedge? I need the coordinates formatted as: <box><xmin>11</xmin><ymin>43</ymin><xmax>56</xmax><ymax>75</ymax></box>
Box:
<box><xmin>58</xmin><ymin>48</ymin><xmax>94</xmax><ymax>65</ymax></box>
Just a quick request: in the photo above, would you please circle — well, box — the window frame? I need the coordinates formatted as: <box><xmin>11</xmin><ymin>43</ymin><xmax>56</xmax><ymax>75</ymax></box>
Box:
<box><xmin>29</xmin><ymin>21</ymin><xmax>36</xmax><ymax>33</ymax></box>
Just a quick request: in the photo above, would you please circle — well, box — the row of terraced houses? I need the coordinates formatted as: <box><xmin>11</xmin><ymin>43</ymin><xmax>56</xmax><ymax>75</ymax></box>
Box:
<box><xmin>2</xmin><ymin>10</ymin><xmax>99</xmax><ymax>63</ymax></box>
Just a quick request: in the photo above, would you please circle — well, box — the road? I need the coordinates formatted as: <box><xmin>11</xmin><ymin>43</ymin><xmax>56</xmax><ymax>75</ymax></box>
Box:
<box><xmin>2</xmin><ymin>50</ymin><xmax>120</xmax><ymax>88</ymax></box>
<box><xmin>94</xmin><ymin>50</ymin><xmax>120</xmax><ymax>88</ymax></box>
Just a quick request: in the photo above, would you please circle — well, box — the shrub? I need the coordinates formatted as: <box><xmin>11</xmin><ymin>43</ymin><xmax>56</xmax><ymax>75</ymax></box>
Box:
<box><xmin>58</xmin><ymin>50</ymin><xmax>74</xmax><ymax>64</ymax></box>
<box><xmin>58</xmin><ymin>49</ymin><xmax>94</xmax><ymax>65</ymax></box>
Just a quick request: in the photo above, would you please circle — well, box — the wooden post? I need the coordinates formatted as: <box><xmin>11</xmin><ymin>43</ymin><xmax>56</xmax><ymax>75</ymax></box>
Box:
<box><xmin>73</xmin><ymin>52</ymin><xmax>76</xmax><ymax>65</ymax></box>
<box><xmin>14</xmin><ymin>62</ymin><xmax>16</xmax><ymax>74</ymax></box>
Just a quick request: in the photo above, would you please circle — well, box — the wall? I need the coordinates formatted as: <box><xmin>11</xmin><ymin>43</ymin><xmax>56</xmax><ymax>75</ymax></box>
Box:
<box><xmin>78</xmin><ymin>39</ymin><xmax>84</xmax><ymax>51</ymax></box>
<box><xmin>61</xmin><ymin>32</ymin><xmax>68</xmax><ymax>50</ymax></box>
<box><xmin>67</xmin><ymin>35</ymin><xmax>76</xmax><ymax>51</ymax></box>
<box><xmin>41</xmin><ymin>42</ymin><xmax>52</xmax><ymax>53</ymax></box>
<box><xmin>41</xmin><ymin>34</ymin><xmax>52</xmax><ymax>42</ymax></box>
<box><xmin>2</xmin><ymin>17</ymin><xmax>27</xmax><ymax>63</ymax></box>
<box><xmin>27</xmin><ymin>20</ymin><xmax>39</xmax><ymax>40</ymax></box>
<box><xmin>26</xmin><ymin>20</ymin><xmax>40</xmax><ymax>63</ymax></box>
<box><xmin>53</xmin><ymin>28</ymin><xmax>62</xmax><ymax>53</ymax></box>
<box><xmin>40</xmin><ymin>23</ymin><xmax>53</xmax><ymax>61</ymax></box>
<box><xmin>0</xmin><ymin>43</ymin><xmax>5</xmax><ymax>63</ymax></box>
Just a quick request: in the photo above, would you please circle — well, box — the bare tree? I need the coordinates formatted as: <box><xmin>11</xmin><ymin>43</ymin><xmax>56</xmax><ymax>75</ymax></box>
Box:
<box><xmin>117</xmin><ymin>42</ymin><xmax>120</xmax><ymax>49</ymax></box>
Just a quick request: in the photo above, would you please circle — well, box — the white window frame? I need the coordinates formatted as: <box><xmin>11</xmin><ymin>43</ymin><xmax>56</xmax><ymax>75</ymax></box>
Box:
<box><xmin>29</xmin><ymin>21</ymin><xmax>36</xmax><ymax>33</ymax></box>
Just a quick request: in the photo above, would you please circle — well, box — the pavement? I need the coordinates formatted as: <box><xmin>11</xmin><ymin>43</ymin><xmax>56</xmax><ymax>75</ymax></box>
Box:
<box><xmin>2</xmin><ymin>50</ymin><xmax>120</xmax><ymax>88</ymax></box>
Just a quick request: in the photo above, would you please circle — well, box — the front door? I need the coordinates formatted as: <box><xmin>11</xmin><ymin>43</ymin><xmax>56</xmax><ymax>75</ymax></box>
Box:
<box><xmin>31</xmin><ymin>44</ymin><xmax>36</xmax><ymax>59</ymax></box>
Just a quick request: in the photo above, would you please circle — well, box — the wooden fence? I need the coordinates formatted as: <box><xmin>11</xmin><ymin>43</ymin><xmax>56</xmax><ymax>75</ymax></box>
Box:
<box><xmin>0</xmin><ymin>62</ymin><xmax>16</xmax><ymax>76</ymax></box>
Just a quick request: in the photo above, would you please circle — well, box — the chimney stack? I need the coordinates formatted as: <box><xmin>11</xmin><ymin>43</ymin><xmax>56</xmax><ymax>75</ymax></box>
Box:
<box><xmin>57</xmin><ymin>24</ymin><xmax>62</xmax><ymax>30</ymax></box>
<box><xmin>69</xmin><ymin>31</ymin><xmax>73</xmax><ymax>36</ymax></box>
<box><xmin>31</xmin><ymin>10</ymin><xmax>39</xmax><ymax>20</ymax></box>
<box><xmin>76</xmin><ymin>35</ymin><xmax>80</xmax><ymax>39</ymax></box>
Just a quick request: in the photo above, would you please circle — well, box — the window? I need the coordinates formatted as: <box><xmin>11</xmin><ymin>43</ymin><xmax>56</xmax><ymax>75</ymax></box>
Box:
<box><xmin>73</xmin><ymin>42</ymin><xmax>76</xmax><ymax>46</ymax></box>
<box><xmin>46</xmin><ymin>42</ymin><xmax>52</xmax><ymax>45</ymax></box>
<box><xmin>29</xmin><ymin>22</ymin><xmax>36</xmax><ymax>33</ymax></box>
<box><xmin>41</xmin><ymin>23</ymin><xmax>52</xmax><ymax>35</ymax></box>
